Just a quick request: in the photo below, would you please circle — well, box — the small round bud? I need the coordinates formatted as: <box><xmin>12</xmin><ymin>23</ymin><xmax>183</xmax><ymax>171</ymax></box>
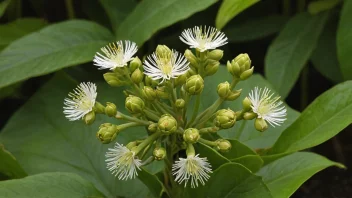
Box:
<box><xmin>205</xmin><ymin>60</ymin><xmax>220</xmax><ymax>76</ymax></box>
<box><xmin>142</xmin><ymin>86</ymin><xmax>156</xmax><ymax>101</ymax></box>
<box><xmin>96</xmin><ymin>123</ymin><xmax>119</xmax><ymax>144</ymax></box>
<box><xmin>214</xmin><ymin>109</ymin><xmax>236</xmax><ymax>129</ymax></box>
<box><xmin>184</xmin><ymin>49</ymin><xmax>198</xmax><ymax>67</ymax></box>
<box><xmin>242</xmin><ymin>97</ymin><xmax>252</xmax><ymax>112</ymax></box>
<box><xmin>243</xmin><ymin>112</ymin><xmax>257</xmax><ymax>120</ymax></box>
<box><xmin>207</xmin><ymin>49</ymin><xmax>223</xmax><ymax>61</ymax></box>
<box><xmin>175</xmin><ymin>99</ymin><xmax>185</xmax><ymax>109</ymax></box>
<box><xmin>227</xmin><ymin>60</ymin><xmax>240</xmax><ymax>77</ymax></box>
<box><xmin>255</xmin><ymin>118</ymin><xmax>268</xmax><ymax>132</ymax></box>
<box><xmin>155</xmin><ymin>86</ymin><xmax>169</xmax><ymax>99</ymax></box>
<box><xmin>216</xmin><ymin>139</ymin><xmax>232</xmax><ymax>152</ymax></box>
<box><xmin>183</xmin><ymin>128</ymin><xmax>200</xmax><ymax>144</ymax></box>
<box><xmin>103</xmin><ymin>72</ymin><xmax>125</xmax><ymax>87</ymax></box>
<box><xmin>234</xmin><ymin>53</ymin><xmax>251</xmax><ymax>72</ymax></box>
<box><xmin>217</xmin><ymin>82</ymin><xmax>231</xmax><ymax>99</ymax></box>
<box><xmin>130</xmin><ymin>57</ymin><xmax>142</xmax><ymax>72</ymax></box>
<box><xmin>156</xmin><ymin>45</ymin><xmax>172</xmax><ymax>57</ymax></box>
<box><xmin>131</xmin><ymin>68</ymin><xmax>144</xmax><ymax>84</ymax></box>
<box><xmin>185</xmin><ymin>75</ymin><xmax>204</xmax><ymax>95</ymax></box>
<box><xmin>148</xmin><ymin>123</ymin><xmax>158</xmax><ymax>133</ymax></box>
<box><xmin>153</xmin><ymin>147</ymin><xmax>166</xmax><ymax>160</ymax></box>
<box><xmin>94</xmin><ymin>102</ymin><xmax>105</xmax><ymax>114</ymax></box>
<box><xmin>83</xmin><ymin>111</ymin><xmax>95</xmax><ymax>125</ymax></box>
<box><xmin>240</xmin><ymin>67</ymin><xmax>254</xmax><ymax>80</ymax></box>
<box><xmin>226</xmin><ymin>89</ymin><xmax>242</xmax><ymax>101</ymax></box>
<box><xmin>175</xmin><ymin>73</ymin><xmax>188</xmax><ymax>87</ymax></box>
<box><xmin>105</xmin><ymin>102</ymin><xmax>117</xmax><ymax>117</ymax></box>
<box><xmin>145</xmin><ymin>76</ymin><xmax>159</xmax><ymax>87</ymax></box>
<box><xmin>125</xmin><ymin>95</ymin><xmax>145</xmax><ymax>114</ymax></box>
<box><xmin>158</xmin><ymin>114</ymin><xmax>177</xmax><ymax>135</ymax></box>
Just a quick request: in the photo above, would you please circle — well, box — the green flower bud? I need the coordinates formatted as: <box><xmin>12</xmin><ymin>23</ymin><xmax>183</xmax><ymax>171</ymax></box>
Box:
<box><xmin>205</xmin><ymin>60</ymin><xmax>220</xmax><ymax>76</ymax></box>
<box><xmin>142</xmin><ymin>86</ymin><xmax>156</xmax><ymax>101</ymax></box>
<box><xmin>131</xmin><ymin>68</ymin><xmax>144</xmax><ymax>84</ymax></box>
<box><xmin>235</xmin><ymin>111</ymin><xmax>244</xmax><ymax>120</ymax></box>
<box><xmin>94</xmin><ymin>102</ymin><xmax>105</xmax><ymax>114</ymax></box>
<box><xmin>185</xmin><ymin>75</ymin><xmax>204</xmax><ymax>95</ymax></box>
<box><xmin>156</xmin><ymin>45</ymin><xmax>172</xmax><ymax>57</ymax></box>
<box><xmin>216</xmin><ymin>139</ymin><xmax>232</xmax><ymax>152</ymax></box>
<box><xmin>158</xmin><ymin>114</ymin><xmax>177</xmax><ymax>135</ymax></box>
<box><xmin>184</xmin><ymin>49</ymin><xmax>198</xmax><ymax>67</ymax></box>
<box><xmin>125</xmin><ymin>95</ymin><xmax>145</xmax><ymax>114</ymax></box>
<box><xmin>103</xmin><ymin>72</ymin><xmax>126</xmax><ymax>87</ymax></box>
<box><xmin>240</xmin><ymin>67</ymin><xmax>254</xmax><ymax>80</ymax></box>
<box><xmin>145</xmin><ymin>76</ymin><xmax>159</xmax><ymax>87</ymax></box>
<box><xmin>217</xmin><ymin>81</ymin><xmax>231</xmax><ymax>99</ymax></box>
<box><xmin>105</xmin><ymin>102</ymin><xmax>117</xmax><ymax>117</ymax></box>
<box><xmin>243</xmin><ymin>112</ymin><xmax>257</xmax><ymax>120</ymax></box>
<box><xmin>153</xmin><ymin>147</ymin><xmax>166</xmax><ymax>160</ymax></box>
<box><xmin>96</xmin><ymin>123</ymin><xmax>119</xmax><ymax>144</ymax></box>
<box><xmin>183</xmin><ymin>128</ymin><xmax>200</xmax><ymax>144</ymax></box>
<box><xmin>155</xmin><ymin>86</ymin><xmax>169</xmax><ymax>99</ymax></box>
<box><xmin>214</xmin><ymin>109</ymin><xmax>236</xmax><ymax>129</ymax></box>
<box><xmin>226</xmin><ymin>89</ymin><xmax>242</xmax><ymax>101</ymax></box>
<box><xmin>175</xmin><ymin>99</ymin><xmax>185</xmax><ymax>109</ymax></box>
<box><xmin>255</xmin><ymin>118</ymin><xmax>268</xmax><ymax>132</ymax></box>
<box><xmin>207</xmin><ymin>49</ymin><xmax>223</xmax><ymax>61</ymax></box>
<box><xmin>130</xmin><ymin>57</ymin><xmax>142</xmax><ymax>72</ymax></box>
<box><xmin>175</xmin><ymin>73</ymin><xmax>188</xmax><ymax>87</ymax></box>
<box><xmin>242</xmin><ymin>97</ymin><xmax>252</xmax><ymax>112</ymax></box>
<box><xmin>148</xmin><ymin>123</ymin><xmax>158</xmax><ymax>133</ymax></box>
<box><xmin>228</xmin><ymin>53</ymin><xmax>252</xmax><ymax>77</ymax></box>
<box><xmin>227</xmin><ymin>60</ymin><xmax>240</xmax><ymax>76</ymax></box>
<box><xmin>83</xmin><ymin>111</ymin><xmax>95</xmax><ymax>125</ymax></box>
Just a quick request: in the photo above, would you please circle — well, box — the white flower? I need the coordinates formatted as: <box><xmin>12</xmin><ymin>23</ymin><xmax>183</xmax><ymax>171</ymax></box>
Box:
<box><xmin>248</xmin><ymin>87</ymin><xmax>287</xmax><ymax>126</ymax></box>
<box><xmin>180</xmin><ymin>26</ymin><xmax>228</xmax><ymax>52</ymax></box>
<box><xmin>143</xmin><ymin>50</ymin><xmax>189</xmax><ymax>83</ymax></box>
<box><xmin>93</xmin><ymin>40</ymin><xmax>138</xmax><ymax>70</ymax></box>
<box><xmin>105</xmin><ymin>143</ymin><xmax>142</xmax><ymax>180</ymax></box>
<box><xmin>172</xmin><ymin>154</ymin><xmax>212</xmax><ymax>188</ymax></box>
<box><xmin>63</xmin><ymin>82</ymin><xmax>97</xmax><ymax>121</ymax></box>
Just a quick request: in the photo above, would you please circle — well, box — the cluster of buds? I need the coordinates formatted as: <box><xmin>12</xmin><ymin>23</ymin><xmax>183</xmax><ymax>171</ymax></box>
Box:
<box><xmin>63</xmin><ymin>25</ymin><xmax>287</xmax><ymax>189</ymax></box>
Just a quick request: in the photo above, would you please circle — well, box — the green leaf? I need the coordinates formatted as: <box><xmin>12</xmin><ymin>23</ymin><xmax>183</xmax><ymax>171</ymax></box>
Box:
<box><xmin>0</xmin><ymin>74</ymin><xmax>152</xmax><ymax>197</ymax></box>
<box><xmin>308</xmin><ymin>0</ymin><xmax>341</xmax><ymax>15</ymax></box>
<box><xmin>258</xmin><ymin>152</ymin><xmax>344</xmax><ymax>198</ymax></box>
<box><xmin>337</xmin><ymin>0</ymin><xmax>352</xmax><ymax>80</ymax></box>
<box><xmin>0</xmin><ymin>0</ymin><xmax>11</xmax><ymax>18</ymax></box>
<box><xmin>202</xmin><ymin>66</ymin><xmax>300</xmax><ymax>149</ymax></box>
<box><xmin>0</xmin><ymin>20</ymin><xmax>113</xmax><ymax>89</ymax></box>
<box><xmin>0</xmin><ymin>172</ymin><xmax>104</xmax><ymax>198</ymax></box>
<box><xmin>138</xmin><ymin>168</ymin><xmax>167</xmax><ymax>198</ymax></box>
<box><xmin>0</xmin><ymin>18</ymin><xmax>47</xmax><ymax>50</ymax></box>
<box><xmin>232</xmin><ymin>155</ymin><xmax>263</xmax><ymax>173</ymax></box>
<box><xmin>270</xmin><ymin>81</ymin><xmax>352</xmax><ymax>154</ymax></box>
<box><xmin>99</xmin><ymin>0</ymin><xmax>137</xmax><ymax>32</ymax></box>
<box><xmin>116</xmin><ymin>0</ymin><xmax>217</xmax><ymax>46</ymax></box>
<box><xmin>220</xmin><ymin>139</ymin><xmax>256</xmax><ymax>160</ymax></box>
<box><xmin>265</xmin><ymin>12</ymin><xmax>329</xmax><ymax>98</ymax></box>
<box><xmin>224</xmin><ymin>15</ymin><xmax>288</xmax><ymax>43</ymax></box>
<box><xmin>215</xmin><ymin>0</ymin><xmax>259</xmax><ymax>30</ymax></box>
<box><xmin>0</xmin><ymin>144</ymin><xmax>27</xmax><ymax>179</ymax></box>
<box><xmin>311</xmin><ymin>15</ymin><xmax>343</xmax><ymax>83</ymax></box>
<box><xmin>194</xmin><ymin>142</ymin><xmax>230</xmax><ymax>170</ymax></box>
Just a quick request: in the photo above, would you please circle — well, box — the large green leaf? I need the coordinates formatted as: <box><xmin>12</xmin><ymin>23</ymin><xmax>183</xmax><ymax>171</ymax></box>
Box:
<box><xmin>224</xmin><ymin>15</ymin><xmax>288</xmax><ymax>43</ymax></box>
<box><xmin>265</xmin><ymin>12</ymin><xmax>328</xmax><ymax>98</ymax></box>
<box><xmin>0</xmin><ymin>172</ymin><xmax>104</xmax><ymax>198</ymax></box>
<box><xmin>221</xmin><ymin>139</ymin><xmax>256</xmax><ymax>160</ymax></box>
<box><xmin>337</xmin><ymin>0</ymin><xmax>352</xmax><ymax>80</ymax></box>
<box><xmin>258</xmin><ymin>152</ymin><xmax>344</xmax><ymax>198</ymax></box>
<box><xmin>0</xmin><ymin>18</ymin><xmax>47</xmax><ymax>50</ymax></box>
<box><xmin>0</xmin><ymin>144</ymin><xmax>27</xmax><ymax>179</ymax></box>
<box><xmin>270</xmin><ymin>81</ymin><xmax>352</xmax><ymax>154</ymax></box>
<box><xmin>232</xmin><ymin>155</ymin><xmax>263</xmax><ymax>173</ymax></box>
<box><xmin>215</xmin><ymin>0</ymin><xmax>259</xmax><ymax>30</ymax></box>
<box><xmin>194</xmin><ymin>142</ymin><xmax>230</xmax><ymax>170</ymax></box>
<box><xmin>0</xmin><ymin>74</ymin><xmax>153</xmax><ymax>197</ymax></box>
<box><xmin>138</xmin><ymin>168</ymin><xmax>167</xmax><ymax>198</ymax></box>
<box><xmin>0</xmin><ymin>20</ymin><xmax>113</xmax><ymax>89</ymax></box>
<box><xmin>116</xmin><ymin>0</ymin><xmax>217</xmax><ymax>46</ymax></box>
<box><xmin>201</xmin><ymin>66</ymin><xmax>300</xmax><ymax>149</ymax></box>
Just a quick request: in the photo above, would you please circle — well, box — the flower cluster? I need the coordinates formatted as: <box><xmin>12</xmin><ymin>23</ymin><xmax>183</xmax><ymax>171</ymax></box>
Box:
<box><xmin>63</xmin><ymin>25</ymin><xmax>287</xmax><ymax>188</ymax></box>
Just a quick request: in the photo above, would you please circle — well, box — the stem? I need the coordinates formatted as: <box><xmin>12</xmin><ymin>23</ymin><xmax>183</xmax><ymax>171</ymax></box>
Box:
<box><xmin>186</xmin><ymin>143</ymin><xmax>196</xmax><ymax>156</ymax></box>
<box><xmin>186</xmin><ymin>94</ymin><xmax>201</xmax><ymax>128</ymax></box>
<box><xmin>199</xmin><ymin>126</ymin><xmax>219</xmax><ymax>133</ymax></box>
<box><xmin>65</xmin><ymin>0</ymin><xmax>75</xmax><ymax>19</ymax></box>
<box><xmin>143</xmin><ymin>109</ymin><xmax>160</xmax><ymax>121</ymax></box>
<box><xmin>134</xmin><ymin>132</ymin><xmax>161</xmax><ymax>154</ymax></box>
<box><xmin>198</xmin><ymin>138</ymin><xmax>217</xmax><ymax>147</ymax></box>
<box><xmin>115</xmin><ymin>112</ymin><xmax>150</xmax><ymax>125</ymax></box>
<box><xmin>118</xmin><ymin>122</ymin><xmax>142</xmax><ymax>129</ymax></box>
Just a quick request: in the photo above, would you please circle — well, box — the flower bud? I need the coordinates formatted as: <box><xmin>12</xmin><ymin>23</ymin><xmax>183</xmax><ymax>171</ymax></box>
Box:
<box><xmin>145</xmin><ymin>76</ymin><xmax>159</xmax><ymax>87</ymax></box>
<box><xmin>105</xmin><ymin>102</ymin><xmax>117</xmax><ymax>117</ymax></box>
<box><xmin>130</xmin><ymin>57</ymin><xmax>142</xmax><ymax>72</ymax></box>
<box><xmin>227</xmin><ymin>53</ymin><xmax>252</xmax><ymax>77</ymax></box>
<box><xmin>214</xmin><ymin>109</ymin><xmax>236</xmax><ymax>129</ymax></box>
<box><xmin>83</xmin><ymin>111</ymin><xmax>95</xmax><ymax>125</ymax></box>
<box><xmin>240</xmin><ymin>67</ymin><xmax>254</xmax><ymax>80</ymax></box>
<box><xmin>183</xmin><ymin>128</ymin><xmax>200</xmax><ymax>144</ymax></box>
<box><xmin>158</xmin><ymin>114</ymin><xmax>177</xmax><ymax>135</ymax></box>
<box><xmin>175</xmin><ymin>73</ymin><xmax>188</xmax><ymax>87</ymax></box>
<box><xmin>242</xmin><ymin>97</ymin><xmax>252</xmax><ymax>112</ymax></box>
<box><xmin>234</xmin><ymin>53</ymin><xmax>251</xmax><ymax>72</ymax></box>
<box><xmin>184</xmin><ymin>49</ymin><xmax>198</xmax><ymax>67</ymax></box>
<box><xmin>255</xmin><ymin>118</ymin><xmax>268</xmax><ymax>132</ymax></box>
<box><xmin>148</xmin><ymin>123</ymin><xmax>158</xmax><ymax>133</ymax></box>
<box><xmin>103</xmin><ymin>72</ymin><xmax>126</xmax><ymax>87</ymax></box>
<box><xmin>226</xmin><ymin>89</ymin><xmax>241</xmax><ymax>101</ymax></box>
<box><xmin>94</xmin><ymin>102</ymin><xmax>105</xmax><ymax>114</ymax></box>
<box><xmin>131</xmin><ymin>68</ymin><xmax>144</xmax><ymax>84</ymax></box>
<box><xmin>96</xmin><ymin>123</ymin><xmax>119</xmax><ymax>144</ymax></box>
<box><xmin>155</xmin><ymin>86</ymin><xmax>169</xmax><ymax>99</ymax></box>
<box><xmin>125</xmin><ymin>95</ymin><xmax>145</xmax><ymax>114</ymax></box>
<box><xmin>175</xmin><ymin>99</ymin><xmax>185</xmax><ymax>109</ymax></box>
<box><xmin>185</xmin><ymin>75</ymin><xmax>204</xmax><ymax>95</ymax></box>
<box><xmin>216</xmin><ymin>139</ymin><xmax>232</xmax><ymax>152</ymax></box>
<box><xmin>207</xmin><ymin>49</ymin><xmax>223</xmax><ymax>61</ymax></box>
<box><xmin>156</xmin><ymin>45</ymin><xmax>172</xmax><ymax>57</ymax></box>
<box><xmin>217</xmin><ymin>82</ymin><xmax>231</xmax><ymax>99</ymax></box>
<box><xmin>142</xmin><ymin>86</ymin><xmax>156</xmax><ymax>101</ymax></box>
<box><xmin>153</xmin><ymin>147</ymin><xmax>166</xmax><ymax>160</ymax></box>
<box><xmin>205</xmin><ymin>60</ymin><xmax>219</xmax><ymax>76</ymax></box>
<box><xmin>243</xmin><ymin>112</ymin><xmax>257</xmax><ymax>120</ymax></box>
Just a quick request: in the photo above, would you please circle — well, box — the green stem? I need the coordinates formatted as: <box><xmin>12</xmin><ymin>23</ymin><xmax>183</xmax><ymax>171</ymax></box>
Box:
<box><xmin>198</xmin><ymin>138</ymin><xmax>217</xmax><ymax>147</ymax></box>
<box><xmin>118</xmin><ymin>122</ymin><xmax>142</xmax><ymax>129</ymax></box>
<box><xmin>65</xmin><ymin>0</ymin><xmax>75</xmax><ymax>19</ymax></box>
<box><xmin>186</xmin><ymin>143</ymin><xmax>196</xmax><ymax>156</ymax></box>
<box><xmin>143</xmin><ymin>109</ymin><xmax>160</xmax><ymax>121</ymax></box>
<box><xmin>134</xmin><ymin>132</ymin><xmax>161</xmax><ymax>154</ymax></box>
<box><xmin>199</xmin><ymin>126</ymin><xmax>219</xmax><ymax>133</ymax></box>
<box><xmin>115</xmin><ymin>112</ymin><xmax>150</xmax><ymax>125</ymax></box>
<box><xmin>186</xmin><ymin>94</ymin><xmax>201</xmax><ymax>128</ymax></box>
